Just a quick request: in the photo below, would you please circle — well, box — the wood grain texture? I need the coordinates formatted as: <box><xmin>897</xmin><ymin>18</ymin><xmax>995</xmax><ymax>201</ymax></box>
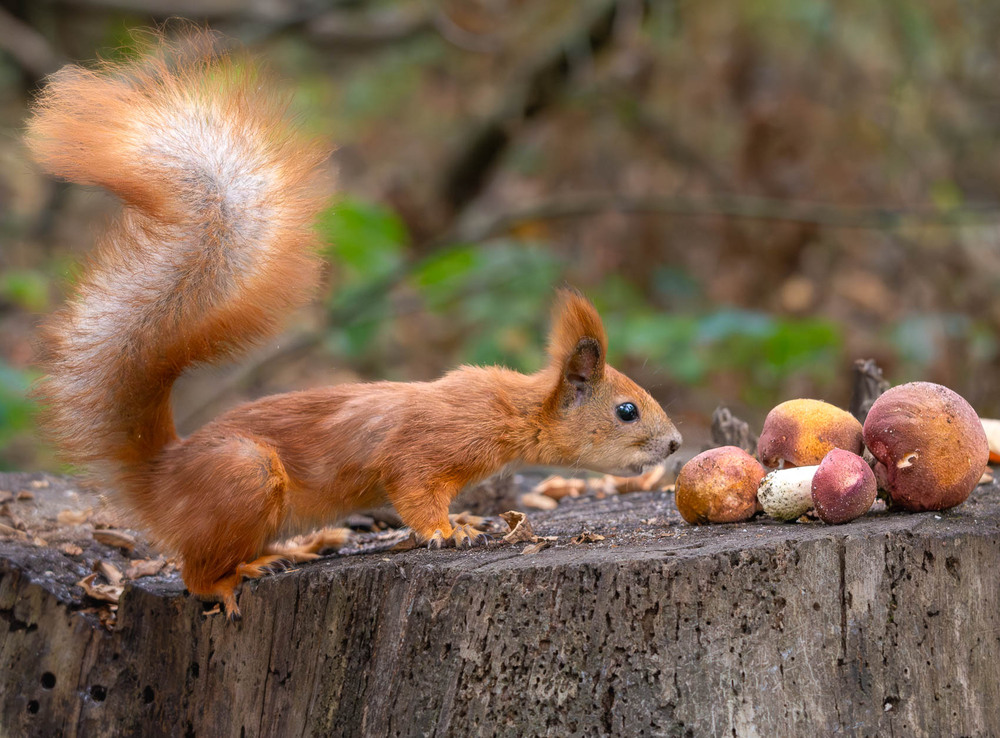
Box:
<box><xmin>2</xmin><ymin>471</ymin><xmax>999</xmax><ymax>737</ymax></box>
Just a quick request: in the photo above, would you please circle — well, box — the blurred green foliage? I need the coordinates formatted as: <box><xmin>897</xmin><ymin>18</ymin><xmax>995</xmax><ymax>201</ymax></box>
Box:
<box><xmin>0</xmin><ymin>362</ymin><xmax>34</xmax><ymax>471</ymax></box>
<box><xmin>318</xmin><ymin>197</ymin><xmax>843</xmax><ymax>403</ymax></box>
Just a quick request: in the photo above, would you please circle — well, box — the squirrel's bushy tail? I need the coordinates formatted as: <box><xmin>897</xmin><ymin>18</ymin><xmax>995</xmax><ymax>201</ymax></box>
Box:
<box><xmin>27</xmin><ymin>31</ymin><xmax>328</xmax><ymax>496</ymax></box>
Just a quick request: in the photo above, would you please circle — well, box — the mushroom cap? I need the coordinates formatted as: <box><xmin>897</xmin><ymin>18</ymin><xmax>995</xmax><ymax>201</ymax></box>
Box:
<box><xmin>757</xmin><ymin>399</ymin><xmax>863</xmax><ymax>468</ymax></box>
<box><xmin>811</xmin><ymin>449</ymin><xmax>877</xmax><ymax>524</ymax></box>
<box><xmin>863</xmin><ymin>381</ymin><xmax>988</xmax><ymax>511</ymax></box>
<box><xmin>675</xmin><ymin>446</ymin><xmax>765</xmax><ymax>524</ymax></box>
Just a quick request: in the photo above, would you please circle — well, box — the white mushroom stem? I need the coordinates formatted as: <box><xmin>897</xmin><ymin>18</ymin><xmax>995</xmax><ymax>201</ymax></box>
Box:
<box><xmin>757</xmin><ymin>465</ymin><xmax>820</xmax><ymax>521</ymax></box>
<box><xmin>981</xmin><ymin>418</ymin><xmax>1000</xmax><ymax>460</ymax></box>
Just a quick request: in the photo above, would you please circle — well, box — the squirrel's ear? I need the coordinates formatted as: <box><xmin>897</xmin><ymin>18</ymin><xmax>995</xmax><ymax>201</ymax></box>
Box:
<box><xmin>548</xmin><ymin>289</ymin><xmax>607</xmax><ymax>405</ymax></box>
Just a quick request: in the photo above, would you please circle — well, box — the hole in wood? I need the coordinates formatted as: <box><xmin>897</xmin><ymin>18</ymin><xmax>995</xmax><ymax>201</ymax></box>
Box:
<box><xmin>41</xmin><ymin>672</ymin><xmax>56</xmax><ymax>689</ymax></box>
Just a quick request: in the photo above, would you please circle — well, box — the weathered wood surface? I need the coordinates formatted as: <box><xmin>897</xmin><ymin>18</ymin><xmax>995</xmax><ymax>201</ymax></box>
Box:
<box><xmin>2</xmin><ymin>470</ymin><xmax>999</xmax><ymax>737</ymax></box>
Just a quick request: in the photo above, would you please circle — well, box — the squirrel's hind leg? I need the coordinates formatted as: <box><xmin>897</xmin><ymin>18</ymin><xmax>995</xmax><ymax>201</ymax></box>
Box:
<box><xmin>169</xmin><ymin>435</ymin><xmax>291</xmax><ymax>619</ymax></box>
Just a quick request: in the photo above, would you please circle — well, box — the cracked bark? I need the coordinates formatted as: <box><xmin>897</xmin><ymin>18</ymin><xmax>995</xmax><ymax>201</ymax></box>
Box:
<box><xmin>1</xmin><ymin>471</ymin><xmax>999</xmax><ymax>737</ymax></box>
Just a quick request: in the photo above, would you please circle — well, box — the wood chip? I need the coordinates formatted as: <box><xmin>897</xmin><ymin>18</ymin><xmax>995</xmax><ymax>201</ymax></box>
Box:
<box><xmin>0</xmin><ymin>504</ymin><xmax>25</xmax><ymax>530</ymax></box>
<box><xmin>0</xmin><ymin>522</ymin><xmax>26</xmax><ymax>539</ymax></box>
<box><xmin>519</xmin><ymin>492</ymin><xmax>558</xmax><ymax>511</ymax></box>
<box><xmin>979</xmin><ymin>468</ymin><xmax>994</xmax><ymax>486</ymax></box>
<box><xmin>29</xmin><ymin>479</ymin><xmax>49</xmax><ymax>489</ymax></box>
<box><xmin>605</xmin><ymin>464</ymin><xmax>670</xmax><ymax>494</ymax></box>
<box><xmin>0</xmin><ymin>490</ymin><xmax>11</xmax><ymax>504</ymax></box>
<box><xmin>500</xmin><ymin>510</ymin><xmax>536</xmax><ymax>543</ymax></box>
<box><xmin>571</xmin><ymin>530</ymin><xmax>606</xmax><ymax>544</ymax></box>
<box><xmin>450</xmin><ymin>510</ymin><xmax>487</xmax><ymax>527</ymax></box>
<box><xmin>125</xmin><ymin>557</ymin><xmax>168</xmax><ymax>579</ymax></box>
<box><xmin>57</xmin><ymin>508</ymin><xmax>92</xmax><ymax>526</ymax></box>
<box><xmin>521</xmin><ymin>541</ymin><xmax>552</xmax><ymax>555</ymax></box>
<box><xmin>17</xmin><ymin>490</ymin><xmax>35</xmax><ymax>500</ymax></box>
<box><xmin>533</xmin><ymin>476</ymin><xmax>587</xmax><ymax>500</ymax></box>
<box><xmin>76</xmin><ymin>573</ymin><xmax>123</xmax><ymax>604</ymax></box>
<box><xmin>92</xmin><ymin>528</ymin><xmax>137</xmax><ymax>552</ymax></box>
<box><xmin>94</xmin><ymin>560</ymin><xmax>124</xmax><ymax>587</ymax></box>
<box><xmin>202</xmin><ymin>604</ymin><xmax>222</xmax><ymax>618</ymax></box>
<box><xmin>58</xmin><ymin>543</ymin><xmax>83</xmax><ymax>556</ymax></box>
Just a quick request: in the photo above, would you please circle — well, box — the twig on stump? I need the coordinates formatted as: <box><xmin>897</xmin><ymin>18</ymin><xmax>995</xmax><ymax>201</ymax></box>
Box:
<box><xmin>710</xmin><ymin>406</ymin><xmax>758</xmax><ymax>455</ymax></box>
<box><xmin>849</xmin><ymin>359</ymin><xmax>891</xmax><ymax>423</ymax></box>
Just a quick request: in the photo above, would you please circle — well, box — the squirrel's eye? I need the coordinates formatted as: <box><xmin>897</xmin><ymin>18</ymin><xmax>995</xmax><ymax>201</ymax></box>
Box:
<box><xmin>615</xmin><ymin>402</ymin><xmax>639</xmax><ymax>422</ymax></box>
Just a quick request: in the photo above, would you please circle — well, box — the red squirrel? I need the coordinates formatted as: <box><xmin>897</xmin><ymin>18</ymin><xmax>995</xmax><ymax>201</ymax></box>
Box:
<box><xmin>27</xmin><ymin>32</ymin><xmax>682</xmax><ymax>618</ymax></box>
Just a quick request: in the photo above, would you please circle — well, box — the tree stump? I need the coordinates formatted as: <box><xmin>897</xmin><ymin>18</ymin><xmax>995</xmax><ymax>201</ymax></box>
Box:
<box><xmin>2</xmin><ymin>471</ymin><xmax>999</xmax><ymax>737</ymax></box>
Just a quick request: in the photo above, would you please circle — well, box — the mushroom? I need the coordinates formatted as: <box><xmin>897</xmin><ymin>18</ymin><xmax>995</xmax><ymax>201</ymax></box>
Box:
<box><xmin>675</xmin><ymin>446</ymin><xmax>765</xmax><ymax>524</ymax></box>
<box><xmin>757</xmin><ymin>465</ymin><xmax>818</xmax><ymax>521</ymax></box>
<box><xmin>758</xmin><ymin>448</ymin><xmax>876</xmax><ymax>523</ymax></box>
<box><xmin>811</xmin><ymin>448</ymin><xmax>877</xmax><ymax>524</ymax></box>
<box><xmin>863</xmin><ymin>382</ymin><xmax>989</xmax><ymax>511</ymax></box>
<box><xmin>757</xmin><ymin>399</ymin><xmax>864</xmax><ymax>469</ymax></box>
<box><xmin>981</xmin><ymin>418</ymin><xmax>1000</xmax><ymax>464</ymax></box>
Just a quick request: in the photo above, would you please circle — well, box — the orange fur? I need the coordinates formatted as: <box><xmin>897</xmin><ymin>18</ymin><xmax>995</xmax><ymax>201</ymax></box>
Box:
<box><xmin>29</xmin><ymin>33</ymin><xmax>682</xmax><ymax>618</ymax></box>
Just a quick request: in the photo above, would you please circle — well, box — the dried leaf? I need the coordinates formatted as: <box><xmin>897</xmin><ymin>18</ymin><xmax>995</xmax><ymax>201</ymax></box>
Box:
<box><xmin>76</xmin><ymin>573</ymin><xmax>123</xmax><ymax>603</ymax></box>
<box><xmin>92</xmin><ymin>528</ymin><xmax>137</xmax><ymax>552</ymax></box>
<box><xmin>570</xmin><ymin>530</ymin><xmax>606</xmax><ymax>545</ymax></box>
<box><xmin>521</xmin><ymin>541</ymin><xmax>552</xmax><ymax>555</ymax></box>
<box><xmin>93</xmin><ymin>560</ymin><xmax>124</xmax><ymax>587</ymax></box>
<box><xmin>500</xmin><ymin>510</ymin><xmax>537</xmax><ymax>543</ymax></box>
<box><xmin>59</xmin><ymin>543</ymin><xmax>83</xmax><ymax>556</ymax></box>
<box><xmin>57</xmin><ymin>508</ymin><xmax>92</xmax><ymax>526</ymax></box>
<box><xmin>520</xmin><ymin>492</ymin><xmax>558</xmax><ymax>511</ymax></box>
<box><xmin>125</xmin><ymin>557</ymin><xmax>167</xmax><ymax>579</ymax></box>
<box><xmin>533</xmin><ymin>476</ymin><xmax>587</xmax><ymax>500</ymax></box>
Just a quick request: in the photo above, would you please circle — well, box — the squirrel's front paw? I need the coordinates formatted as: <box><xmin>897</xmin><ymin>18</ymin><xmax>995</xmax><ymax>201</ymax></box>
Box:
<box><xmin>425</xmin><ymin>524</ymin><xmax>491</xmax><ymax>550</ymax></box>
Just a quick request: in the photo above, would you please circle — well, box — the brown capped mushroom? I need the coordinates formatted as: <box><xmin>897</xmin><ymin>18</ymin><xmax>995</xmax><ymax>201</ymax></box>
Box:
<box><xmin>757</xmin><ymin>399</ymin><xmax>863</xmax><ymax>469</ymax></box>
<box><xmin>811</xmin><ymin>448</ymin><xmax>877</xmax><ymax>524</ymax></box>
<box><xmin>863</xmin><ymin>382</ymin><xmax>988</xmax><ymax>511</ymax></box>
<box><xmin>675</xmin><ymin>446</ymin><xmax>765</xmax><ymax>524</ymax></box>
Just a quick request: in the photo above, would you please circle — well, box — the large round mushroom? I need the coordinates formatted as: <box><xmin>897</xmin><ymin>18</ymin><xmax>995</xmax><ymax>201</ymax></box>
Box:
<box><xmin>863</xmin><ymin>382</ymin><xmax>988</xmax><ymax>511</ymax></box>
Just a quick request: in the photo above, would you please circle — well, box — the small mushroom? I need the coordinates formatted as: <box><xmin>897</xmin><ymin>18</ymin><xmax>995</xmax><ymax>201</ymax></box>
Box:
<box><xmin>757</xmin><ymin>399</ymin><xmax>863</xmax><ymax>469</ymax></box>
<box><xmin>863</xmin><ymin>382</ymin><xmax>988</xmax><ymax>511</ymax></box>
<box><xmin>811</xmin><ymin>449</ymin><xmax>877</xmax><ymax>524</ymax></box>
<box><xmin>675</xmin><ymin>446</ymin><xmax>765</xmax><ymax>524</ymax></box>
<box><xmin>757</xmin><ymin>465</ymin><xmax>818</xmax><ymax>521</ymax></box>
<box><xmin>981</xmin><ymin>418</ymin><xmax>1000</xmax><ymax>464</ymax></box>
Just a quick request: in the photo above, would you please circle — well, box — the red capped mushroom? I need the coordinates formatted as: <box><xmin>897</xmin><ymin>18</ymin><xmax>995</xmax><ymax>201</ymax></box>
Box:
<box><xmin>811</xmin><ymin>448</ymin><xmax>877</xmax><ymax>524</ymax></box>
<box><xmin>863</xmin><ymin>382</ymin><xmax>988</xmax><ymax>511</ymax></box>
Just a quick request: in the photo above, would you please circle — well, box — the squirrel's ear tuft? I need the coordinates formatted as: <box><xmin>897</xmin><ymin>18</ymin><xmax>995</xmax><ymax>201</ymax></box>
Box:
<box><xmin>547</xmin><ymin>289</ymin><xmax>607</xmax><ymax>399</ymax></box>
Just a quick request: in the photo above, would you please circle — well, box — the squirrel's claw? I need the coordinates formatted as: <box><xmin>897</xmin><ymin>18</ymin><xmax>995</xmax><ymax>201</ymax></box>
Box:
<box><xmin>424</xmin><ymin>524</ymin><xmax>490</xmax><ymax>550</ymax></box>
